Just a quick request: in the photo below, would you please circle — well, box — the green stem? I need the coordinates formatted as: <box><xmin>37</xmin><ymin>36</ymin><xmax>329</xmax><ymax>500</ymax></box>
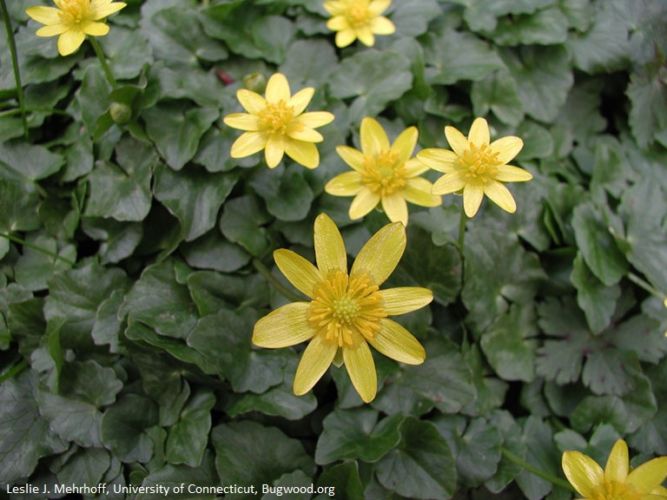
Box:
<box><xmin>89</xmin><ymin>37</ymin><xmax>116</xmax><ymax>88</ymax></box>
<box><xmin>0</xmin><ymin>107</ymin><xmax>69</xmax><ymax>118</ymax></box>
<box><xmin>0</xmin><ymin>233</ymin><xmax>75</xmax><ymax>266</ymax></box>
<box><xmin>0</xmin><ymin>0</ymin><xmax>28</xmax><ymax>138</ymax></box>
<box><xmin>253</xmin><ymin>259</ymin><xmax>303</xmax><ymax>303</ymax></box>
<box><xmin>627</xmin><ymin>272</ymin><xmax>665</xmax><ymax>302</ymax></box>
<box><xmin>0</xmin><ymin>359</ymin><xmax>28</xmax><ymax>383</ymax></box>
<box><xmin>501</xmin><ymin>447</ymin><xmax>574</xmax><ymax>492</ymax></box>
<box><xmin>458</xmin><ymin>202</ymin><xmax>467</xmax><ymax>252</ymax></box>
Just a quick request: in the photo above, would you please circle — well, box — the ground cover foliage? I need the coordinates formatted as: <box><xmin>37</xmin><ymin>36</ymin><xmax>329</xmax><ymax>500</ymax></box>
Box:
<box><xmin>1</xmin><ymin>0</ymin><xmax>667</xmax><ymax>498</ymax></box>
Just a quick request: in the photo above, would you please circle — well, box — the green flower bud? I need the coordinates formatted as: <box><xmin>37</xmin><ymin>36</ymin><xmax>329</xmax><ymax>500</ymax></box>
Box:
<box><xmin>243</xmin><ymin>72</ymin><xmax>267</xmax><ymax>94</ymax></box>
<box><xmin>109</xmin><ymin>102</ymin><xmax>132</xmax><ymax>125</ymax></box>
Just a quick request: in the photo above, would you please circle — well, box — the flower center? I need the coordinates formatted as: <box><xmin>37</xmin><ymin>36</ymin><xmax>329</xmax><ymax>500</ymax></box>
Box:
<box><xmin>458</xmin><ymin>144</ymin><xmax>500</xmax><ymax>185</ymax></box>
<box><xmin>590</xmin><ymin>480</ymin><xmax>641</xmax><ymax>500</ymax></box>
<box><xmin>56</xmin><ymin>0</ymin><xmax>91</xmax><ymax>26</ymax></box>
<box><xmin>258</xmin><ymin>101</ymin><xmax>294</xmax><ymax>136</ymax></box>
<box><xmin>361</xmin><ymin>150</ymin><xmax>408</xmax><ymax>197</ymax></box>
<box><xmin>308</xmin><ymin>270</ymin><xmax>386</xmax><ymax>348</ymax></box>
<box><xmin>345</xmin><ymin>5</ymin><xmax>371</xmax><ymax>28</ymax></box>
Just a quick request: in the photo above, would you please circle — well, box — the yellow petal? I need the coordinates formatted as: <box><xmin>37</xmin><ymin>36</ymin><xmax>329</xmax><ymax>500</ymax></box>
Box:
<box><xmin>370</xmin><ymin>16</ymin><xmax>395</xmax><ymax>35</ymax></box>
<box><xmin>484</xmin><ymin>181</ymin><xmax>517</xmax><ymax>213</ymax></box>
<box><xmin>562</xmin><ymin>451</ymin><xmax>604</xmax><ymax>498</ymax></box>
<box><xmin>83</xmin><ymin>22</ymin><xmax>110</xmax><ymax>36</ymax></box>
<box><xmin>490</xmin><ymin>136</ymin><xmax>523</xmax><ymax>164</ymax></box>
<box><xmin>325</xmin><ymin>172</ymin><xmax>363</xmax><ymax>196</ymax></box>
<box><xmin>25</xmin><ymin>6</ymin><xmax>61</xmax><ymax>25</ymax></box>
<box><xmin>287</xmin><ymin>125</ymin><xmax>323</xmax><ymax>143</ymax></box>
<box><xmin>265</xmin><ymin>136</ymin><xmax>285</xmax><ymax>168</ymax></box>
<box><xmin>36</xmin><ymin>24</ymin><xmax>68</xmax><ymax>36</ymax></box>
<box><xmin>627</xmin><ymin>457</ymin><xmax>667</xmax><ymax>494</ymax></box>
<box><xmin>273</xmin><ymin>249</ymin><xmax>322</xmax><ymax>298</ymax></box>
<box><xmin>463</xmin><ymin>184</ymin><xmax>484</xmax><ymax>218</ymax></box>
<box><xmin>404</xmin><ymin>178</ymin><xmax>441</xmax><ymax>207</ymax></box>
<box><xmin>343</xmin><ymin>339</ymin><xmax>377</xmax><ymax>403</ymax></box>
<box><xmin>444</xmin><ymin>125</ymin><xmax>469</xmax><ymax>156</ymax></box>
<box><xmin>237</xmin><ymin>89</ymin><xmax>266</xmax><ymax>114</ymax></box>
<box><xmin>230</xmin><ymin>131</ymin><xmax>266</xmax><ymax>158</ymax></box>
<box><xmin>57</xmin><ymin>30</ymin><xmax>86</xmax><ymax>56</ymax></box>
<box><xmin>349</xmin><ymin>189</ymin><xmax>380</xmax><ymax>220</ymax></box>
<box><xmin>327</xmin><ymin>16</ymin><xmax>349</xmax><ymax>31</ymax></box>
<box><xmin>369</xmin><ymin>0</ymin><xmax>391</xmax><ymax>15</ymax></box>
<box><xmin>297</xmin><ymin>112</ymin><xmax>335</xmax><ymax>129</ymax></box>
<box><xmin>351</xmin><ymin>221</ymin><xmax>406</xmax><ymax>286</ymax></box>
<box><xmin>369</xmin><ymin>319</ymin><xmax>426</xmax><ymax>365</ymax></box>
<box><xmin>379</xmin><ymin>288</ymin><xmax>433</xmax><ymax>315</ymax></box>
<box><xmin>224</xmin><ymin>113</ymin><xmax>260</xmax><ymax>131</ymax></box>
<box><xmin>356</xmin><ymin>27</ymin><xmax>375</xmax><ymax>47</ymax></box>
<box><xmin>404</xmin><ymin>158</ymin><xmax>430</xmax><ymax>177</ymax></box>
<box><xmin>252</xmin><ymin>302</ymin><xmax>314</xmax><ymax>348</ymax></box>
<box><xmin>323</xmin><ymin>1</ymin><xmax>339</xmax><ymax>15</ymax></box>
<box><xmin>285</xmin><ymin>140</ymin><xmax>320</xmax><ymax>169</ymax></box>
<box><xmin>92</xmin><ymin>1</ymin><xmax>126</xmax><ymax>20</ymax></box>
<box><xmin>468</xmin><ymin>117</ymin><xmax>490</xmax><ymax>146</ymax></box>
<box><xmin>417</xmin><ymin>148</ymin><xmax>458</xmax><ymax>173</ymax></box>
<box><xmin>336</xmin><ymin>145</ymin><xmax>365</xmax><ymax>172</ymax></box>
<box><xmin>314</xmin><ymin>213</ymin><xmax>348</xmax><ymax>275</ymax></box>
<box><xmin>391</xmin><ymin>127</ymin><xmax>418</xmax><ymax>164</ymax></box>
<box><xmin>265</xmin><ymin>73</ymin><xmax>291</xmax><ymax>103</ymax></box>
<box><xmin>335</xmin><ymin>29</ymin><xmax>357</xmax><ymax>48</ymax></box>
<box><xmin>382</xmin><ymin>194</ymin><xmax>408</xmax><ymax>226</ymax></box>
<box><xmin>293</xmin><ymin>335</ymin><xmax>337</xmax><ymax>395</ymax></box>
<box><xmin>288</xmin><ymin>87</ymin><xmax>315</xmax><ymax>115</ymax></box>
<box><xmin>604</xmin><ymin>440</ymin><xmax>629</xmax><ymax>483</ymax></box>
<box><xmin>432</xmin><ymin>173</ymin><xmax>465</xmax><ymax>195</ymax></box>
<box><xmin>361</xmin><ymin>117</ymin><xmax>390</xmax><ymax>156</ymax></box>
<box><xmin>495</xmin><ymin>164</ymin><xmax>533</xmax><ymax>182</ymax></box>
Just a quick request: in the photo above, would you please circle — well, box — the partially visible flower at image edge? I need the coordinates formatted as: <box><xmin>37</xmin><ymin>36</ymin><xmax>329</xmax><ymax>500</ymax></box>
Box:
<box><xmin>418</xmin><ymin>117</ymin><xmax>533</xmax><ymax>218</ymax></box>
<box><xmin>26</xmin><ymin>0</ymin><xmax>126</xmax><ymax>56</ymax></box>
<box><xmin>562</xmin><ymin>439</ymin><xmax>667</xmax><ymax>499</ymax></box>
<box><xmin>324</xmin><ymin>0</ymin><xmax>395</xmax><ymax>48</ymax></box>
<box><xmin>224</xmin><ymin>73</ymin><xmax>335</xmax><ymax>170</ymax></box>
<box><xmin>325</xmin><ymin>117</ymin><xmax>441</xmax><ymax>226</ymax></box>
<box><xmin>252</xmin><ymin>213</ymin><xmax>431</xmax><ymax>403</ymax></box>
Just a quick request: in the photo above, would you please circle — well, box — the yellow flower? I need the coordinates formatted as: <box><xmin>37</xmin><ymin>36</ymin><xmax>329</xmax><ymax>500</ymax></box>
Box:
<box><xmin>324</xmin><ymin>0</ymin><xmax>395</xmax><ymax>48</ymax></box>
<box><xmin>417</xmin><ymin>117</ymin><xmax>533</xmax><ymax>218</ymax></box>
<box><xmin>224</xmin><ymin>73</ymin><xmax>335</xmax><ymax>170</ymax></box>
<box><xmin>562</xmin><ymin>439</ymin><xmax>667</xmax><ymax>499</ymax></box>
<box><xmin>26</xmin><ymin>0</ymin><xmax>126</xmax><ymax>56</ymax></box>
<box><xmin>325</xmin><ymin>118</ymin><xmax>441</xmax><ymax>226</ymax></box>
<box><xmin>252</xmin><ymin>213</ymin><xmax>431</xmax><ymax>403</ymax></box>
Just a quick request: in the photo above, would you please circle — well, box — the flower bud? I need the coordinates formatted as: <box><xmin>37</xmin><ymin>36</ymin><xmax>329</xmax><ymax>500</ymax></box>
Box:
<box><xmin>109</xmin><ymin>102</ymin><xmax>132</xmax><ymax>125</ymax></box>
<box><xmin>243</xmin><ymin>72</ymin><xmax>267</xmax><ymax>94</ymax></box>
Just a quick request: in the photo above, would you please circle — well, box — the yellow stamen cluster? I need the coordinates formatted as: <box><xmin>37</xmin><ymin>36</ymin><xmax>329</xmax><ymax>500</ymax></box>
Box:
<box><xmin>308</xmin><ymin>271</ymin><xmax>386</xmax><ymax>348</ymax></box>
<box><xmin>361</xmin><ymin>151</ymin><xmax>408</xmax><ymax>197</ymax></box>
<box><xmin>458</xmin><ymin>144</ymin><xmax>501</xmax><ymax>184</ymax></box>
<box><xmin>590</xmin><ymin>481</ymin><xmax>639</xmax><ymax>500</ymax></box>
<box><xmin>346</xmin><ymin>5</ymin><xmax>371</xmax><ymax>28</ymax></box>
<box><xmin>259</xmin><ymin>101</ymin><xmax>294</xmax><ymax>135</ymax></box>
<box><xmin>56</xmin><ymin>0</ymin><xmax>89</xmax><ymax>24</ymax></box>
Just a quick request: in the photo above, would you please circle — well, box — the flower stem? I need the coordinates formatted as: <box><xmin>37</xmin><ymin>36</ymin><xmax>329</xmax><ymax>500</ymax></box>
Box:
<box><xmin>458</xmin><ymin>202</ymin><xmax>467</xmax><ymax>252</ymax></box>
<box><xmin>89</xmin><ymin>37</ymin><xmax>116</xmax><ymax>88</ymax></box>
<box><xmin>0</xmin><ymin>359</ymin><xmax>28</xmax><ymax>383</ymax></box>
<box><xmin>501</xmin><ymin>447</ymin><xmax>574</xmax><ymax>492</ymax></box>
<box><xmin>253</xmin><ymin>259</ymin><xmax>302</xmax><ymax>303</ymax></box>
<box><xmin>0</xmin><ymin>0</ymin><xmax>28</xmax><ymax>138</ymax></box>
<box><xmin>0</xmin><ymin>232</ymin><xmax>75</xmax><ymax>266</ymax></box>
<box><xmin>627</xmin><ymin>272</ymin><xmax>665</xmax><ymax>303</ymax></box>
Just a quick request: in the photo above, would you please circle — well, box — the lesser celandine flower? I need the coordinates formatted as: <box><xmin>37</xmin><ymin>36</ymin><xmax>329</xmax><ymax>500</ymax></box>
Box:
<box><xmin>26</xmin><ymin>0</ymin><xmax>126</xmax><ymax>56</ymax></box>
<box><xmin>325</xmin><ymin>117</ymin><xmax>441</xmax><ymax>226</ymax></box>
<box><xmin>418</xmin><ymin>118</ymin><xmax>533</xmax><ymax>218</ymax></box>
<box><xmin>562</xmin><ymin>439</ymin><xmax>667</xmax><ymax>499</ymax></box>
<box><xmin>224</xmin><ymin>73</ymin><xmax>335</xmax><ymax>170</ymax></box>
<box><xmin>252</xmin><ymin>214</ymin><xmax>431</xmax><ymax>403</ymax></box>
<box><xmin>324</xmin><ymin>0</ymin><xmax>395</xmax><ymax>48</ymax></box>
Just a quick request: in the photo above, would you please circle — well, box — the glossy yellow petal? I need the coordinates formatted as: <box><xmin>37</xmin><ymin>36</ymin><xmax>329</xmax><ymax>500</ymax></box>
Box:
<box><xmin>444</xmin><ymin>125</ymin><xmax>469</xmax><ymax>156</ymax></box>
<box><xmin>26</xmin><ymin>6</ymin><xmax>61</xmax><ymax>25</ymax></box>
<box><xmin>484</xmin><ymin>181</ymin><xmax>517</xmax><ymax>213</ymax></box>
<box><xmin>604</xmin><ymin>440</ymin><xmax>629</xmax><ymax>483</ymax></box>
<box><xmin>285</xmin><ymin>140</ymin><xmax>320</xmax><ymax>169</ymax></box>
<box><xmin>57</xmin><ymin>30</ymin><xmax>86</xmax><ymax>56</ymax></box>
<box><xmin>273</xmin><ymin>249</ymin><xmax>322</xmax><ymax>298</ymax></box>
<box><xmin>404</xmin><ymin>158</ymin><xmax>430</xmax><ymax>177</ymax></box>
<box><xmin>379</xmin><ymin>287</ymin><xmax>433</xmax><ymax>315</ymax></box>
<box><xmin>335</xmin><ymin>29</ymin><xmax>357</xmax><ymax>48</ymax></box>
<box><xmin>404</xmin><ymin>178</ymin><xmax>441</xmax><ymax>207</ymax></box>
<box><xmin>252</xmin><ymin>302</ymin><xmax>314</xmax><ymax>348</ymax></box>
<box><xmin>265</xmin><ymin>135</ymin><xmax>285</xmax><ymax>168</ymax></box>
<box><xmin>296</xmin><ymin>112</ymin><xmax>335</xmax><ymax>129</ymax></box>
<box><xmin>237</xmin><ymin>89</ymin><xmax>266</xmax><ymax>114</ymax></box>
<box><xmin>562</xmin><ymin>451</ymin><xmax>604</xmax><ymax>498</ymax></box>
<box><xmin>92</xmin><ymin>1</ymin><xmax>126</xmax><ymax>20</ymax></box>
<box><xmin>468</xmin><ymin>117</ymin><xmax>490</xmax><ymax>146</ymax></box>
<box><xmin>230</xmin><ymin>131</ymin><xmax>266</xmax><ymax>158</ymax></box>
<box><xmin>336</xmin><ymin>145</ymin><xmax>365</xmax><ymax>172</ymax></box>
<box><xmin>325</xmin><ymin>172</ymin><xmax>364</xmax><ymax>196</ymax></box>
<box><xmin>627</xmin><ymin>457</ymin><xmax>667</xmax><ymax>494</ymax></box>
<box><xmin>293</xmin><ymin>335</ymin><xmax>337</xmax><ymax>395</ymax></box>
<box><xmin>490</xmin><ymin>136</ymin><xmax>523</xmax><ymax>164</ymax></box>
<box><xmin>349</xmin><ymin>189</ymin><xmax>380</xmax><ymax>220</ymax></box>
<box><xmin>343</xmin><ymin>339</ymin><xmax>377</xmax><ymax>403</ymax></box>
<box><xmin>391</xmin><ymin>127</ymin><xmax>418</xmax><ymax>164</ymax></box>
<box><xmin>382</xmin><ymin>194</ymin><xmax>408</xmax><ymax>226</ymax></box>
<box><xmin>463</xmin><ymin>184</ymin><xmax>484</xmax><ymax>218</ymax></box>
<box><xmin>36</xmin><ymin>24</ymin><xmax>68</xmax><ymax>36</ymax></box>
<box><xmin>287</xmin><ymin>126</ymin><xmax>323</xmax><ymax>143</ymax></box>
<box><xmin>432</xmin><ymin>173</ymin><xmax>465</xmax><ymax>195</ymax></box>
<box><xmin>495</xmin><ymin>164</ymin><xmax>533</xmax><ymax>182</ymax></box>
<box><xmin>351</xmin><ymin>221</ymin><xmax>406</xmax><ymax>286</ymax></box>
<box><xmin>361</xmin><ymin>117</ymin><xmax>390</xmax><ymax>156</ymax></box>
<box><xmin>82</xmin><ymin>21</ymin><xmax>109</xmax><ymax>36</ymax></box>
<box><xmin>417</xmin><ymin>148</ymin><xmax>458</xmax><ymax>173</ymax></box>
<box><xmin>368</xmin><ymin>0</ymin><xmax>391</xmax><ymax>16</ymax></box>
<box><xmin>288</xmin><ymin>87</ymin><xmax>315</xmax><ymax>115</ymax></box>
<box><xmin>651</xmin><ymin>485</ymin><xmax>667</xmax><ymax>496</ymax></box>
<box><xmin>369</xmin><ymin>319</ymin><xmax>426</xmax><ymax>365</ymax></box>
<box><xmin>265</xmin><ymin>73</ymin><xmax>291</xmax><ymax>103</ymax></box>
<box><xmin>357</xmin><ymin>27</ymin><xmax>375</xmax><ymax>46</ymax></box>
<box><xmin>224</xmin><ymin>113</ymin><xmax>260</xmax><ymax>131</ymax></box>
<box><xmin>314</xmin><ymin>213</ymin><xmax>348</xmax><ymax>275</ymax></box>
<box><xmin>327</xmin><ymin>16</ymin><xmax>349</xmax><ymax>31</ymax></box>
<box><xmin>370</xmin><ymin>16</ymin><xmax>395</xmax><ymax>35</ymax></box>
